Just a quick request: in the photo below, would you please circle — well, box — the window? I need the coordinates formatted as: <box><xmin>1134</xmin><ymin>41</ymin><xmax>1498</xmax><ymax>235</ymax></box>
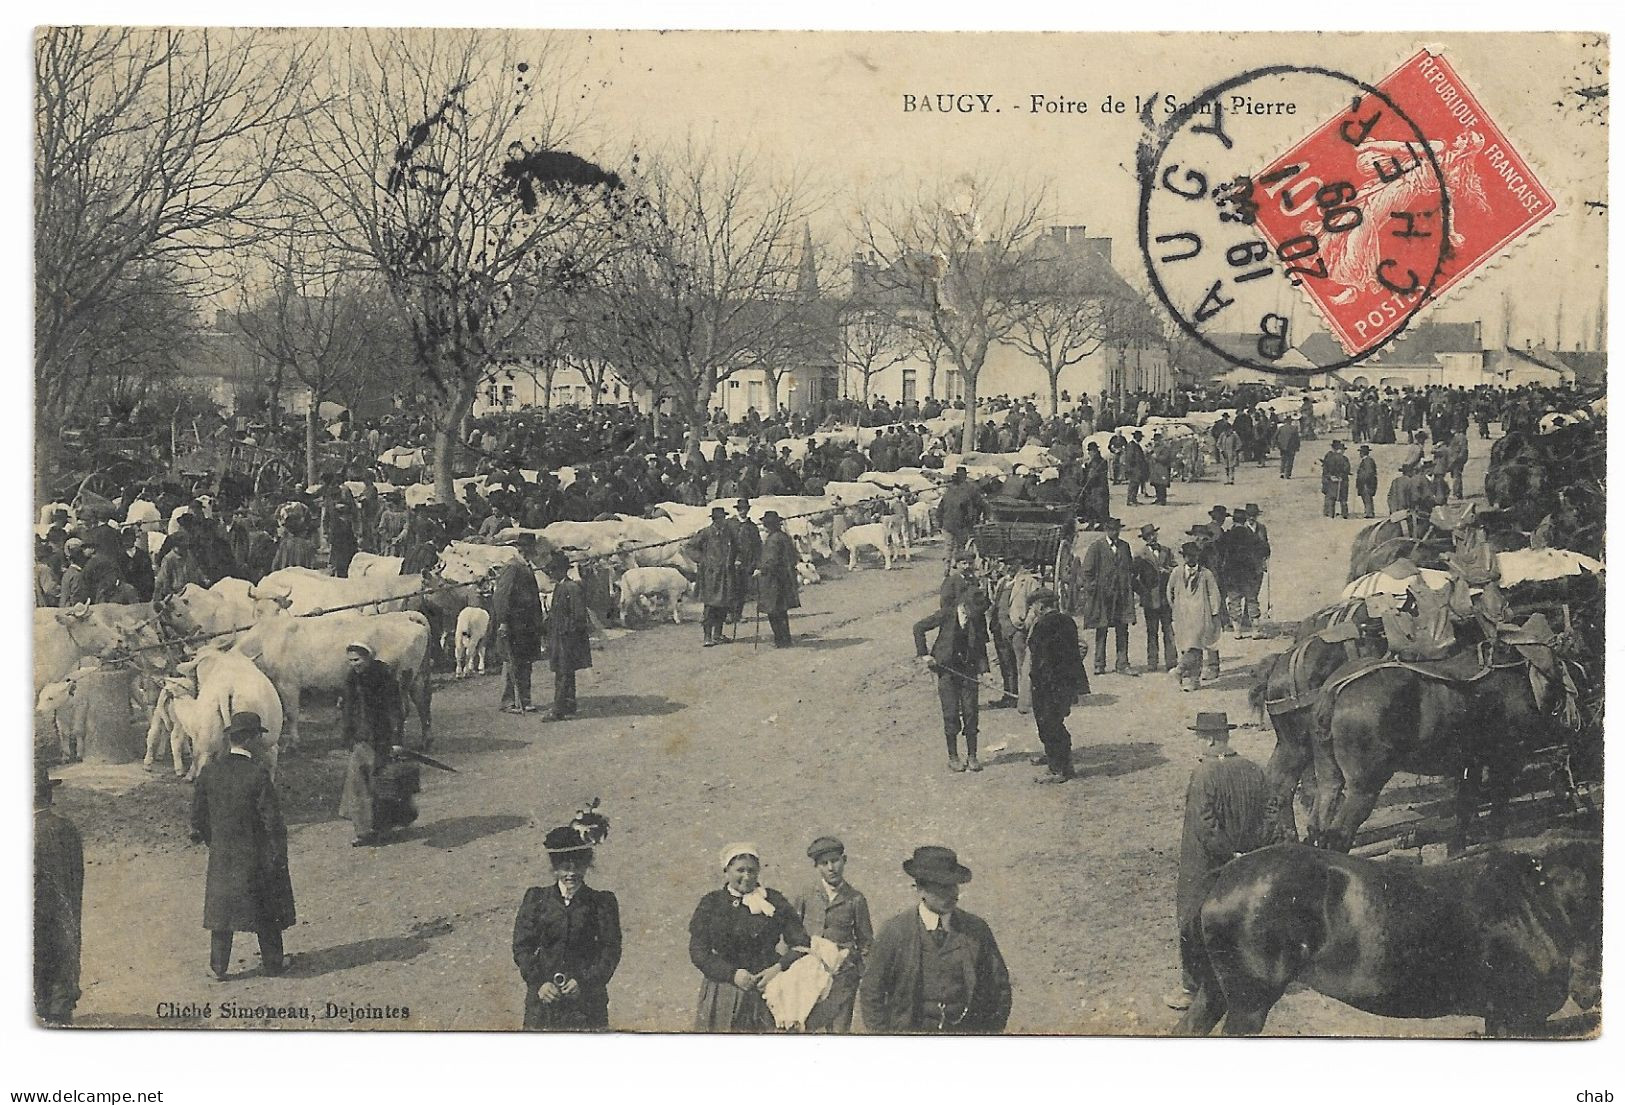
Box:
<box><xmin>501</xmin><ymin>384</ymin><xmax>515</xmax><ymax>407</ymax></box>
<box><xmin>747</xmin><ymin>381</ymin><xmax>765</xmax><ymax>409</ymax></box>
<box><xmin>944</xmin><ymin>369</ymin><xmax>961</xmax><ymax>401</ymax></box>
<box><xmin>901</xmin><ymin>369</ymin><xmax>917</xmax><ymax>402</ymax></box>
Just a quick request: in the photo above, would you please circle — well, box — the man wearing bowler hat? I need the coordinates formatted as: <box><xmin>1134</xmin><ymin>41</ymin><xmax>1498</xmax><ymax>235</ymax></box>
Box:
<box><xmin>1077</xmin><ymin>517</ymin><xmax>1138</xmax><ymax>676</ymax></box>
<box><xmin>1166</xmin><ymin>711</ymin><xmax>1272</xmax><ymax>1010</ymax></box>
<box><xmin>1355</xmin><ymin>444</ymin><xmax>1379</xmax><ymax>519</ymax></box>
<box><xmin>190</xmin><ymin>713</ymin><xmax>296</xmax><ymax>981</ymax></box>
<box><xmin>1133</xmin><ymin>523</ymin><xmax>1177</xmax><ymax>673</ymax></box>
<box><xmin>1319</xmin><ymin>440</ymin><xmax>1352</xmax><ymax>518</ymax></box>
<box><xmin>755</xmin><ymin>510</ymin><xmax>800</xmax><ymax>648</ymax></box>
<box><xmin>860</xmin><ymin>846</ymin><xmax>1011</xmax><ymax>1033</ymax></box>
<box><xmin>486</xmin><ymin>532</ymin><xmax>546</xmax><ymax>712</ymax></box>
<box><xmin>727</xmin><ymin>498</ymin><xmax>761</xmax><ymax>626</ymax></box>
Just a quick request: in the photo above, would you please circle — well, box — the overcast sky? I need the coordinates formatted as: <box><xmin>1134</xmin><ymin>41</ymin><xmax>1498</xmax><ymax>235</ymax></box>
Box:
<box><xmin>552</xmin><ymin>29</ymin><xmax>1607</xmax><ymax>349</ymax></box>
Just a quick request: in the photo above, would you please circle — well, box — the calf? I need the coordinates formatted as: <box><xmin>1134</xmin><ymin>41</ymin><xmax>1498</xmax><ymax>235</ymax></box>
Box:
<box><xmin>617</xmin><ymin>566</ymin><xmax>693</xmax><ymax>625</ymax></box>
<box><xmin>840</xmin><ymin>517</ymin><xmax>909</xmax><ymax>570</ymax></box>
<box><xmin>36</xmin><ymin>668</ymin><xmax>95</xmax><ymax>763</ymax></box>
<box><xmin>455</xmin><ymin>605</ymin><xmax>492</xmax><ymax>677</ymax></box>
<box><xmin>144</xmin><ymin>649</ymin><xmax>285</xmax><ymax>780</ymax></box>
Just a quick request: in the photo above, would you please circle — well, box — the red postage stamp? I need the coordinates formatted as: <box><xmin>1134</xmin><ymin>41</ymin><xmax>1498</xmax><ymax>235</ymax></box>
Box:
<box><xmin>1247</xmin><ymin>49</ymin><xmax>1558</xmax><ymax>355</ymax></box>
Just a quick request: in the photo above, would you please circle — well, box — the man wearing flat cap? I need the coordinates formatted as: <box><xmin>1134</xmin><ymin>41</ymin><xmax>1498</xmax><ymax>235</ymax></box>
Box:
<box><xmin>792</xmin><ymin>837</ymin><xmax>874</xmax><ymax>1032</ymax></box>
<box><xmin>913</xmin><ymin>588</ymin><xmax>993</xmax><ymax>773</ymax></box>
<box><xmin>191</xmin><ymin>713</ymin><xmax>295</xmax><ymax>980</ymax></box>
<box><xmin>685</xmin><ymin>507</ymin><xmax>739</xmax><ymax>647</ymax></box>
<box><xmin>861</xmin><ymin>846</ymin><xmax>1011</xmax><ymax>1033</ymax></box>
<box><xmin>1167</xmin><ymin>711</ymin><xmax>1272</xmax><ymax>1011</ymax></box>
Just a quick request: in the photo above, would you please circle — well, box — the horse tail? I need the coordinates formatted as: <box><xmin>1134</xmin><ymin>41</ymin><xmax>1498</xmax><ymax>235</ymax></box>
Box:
<box><xmin>1248</xmin><ymin>653</ymin><xmax>1281</xmax><ymax>728</ymax></box>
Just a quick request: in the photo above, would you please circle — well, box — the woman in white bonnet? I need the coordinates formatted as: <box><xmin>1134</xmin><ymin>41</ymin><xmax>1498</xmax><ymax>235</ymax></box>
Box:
<box><xmin>687</xmin><ymin>843</ymin><xmax>809</xmax><ymax>1031</ymax></box>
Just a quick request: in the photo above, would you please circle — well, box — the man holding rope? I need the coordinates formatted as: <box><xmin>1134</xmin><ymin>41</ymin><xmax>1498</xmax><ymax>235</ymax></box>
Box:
<box><xmin>912</xmin><ymin>589</ymin><xmax>993</xmax><ymax>774</ymax></box>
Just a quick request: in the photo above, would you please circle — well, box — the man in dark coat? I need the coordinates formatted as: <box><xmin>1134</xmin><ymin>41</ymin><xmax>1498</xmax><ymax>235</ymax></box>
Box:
<box><xmin>1275</xmin><ymin>417</ymin><xmax>1301</xmax><ymax>478</ymax></box>
<box><xmin>35</xmin><ymin>764</ymin><xmax>82</xmax><ymax>1023</ymax></box>
<box><xmin>727</xmin><ymin>498</ymin><xmax>761</xmax><ymax>625</ymax></box>
<box><xmin>755</xmin><ymin>511</ymin><xmax>800</xmax><ymax>647</ymax></box>
<box><xmin>1216</xmin><ymin>507</ymin><xmax>1270</xmax><ymax>638</ymax></box>
<box><xmin>543</xmin><ymin>552</ymin><xmax>592</xmax><ymax>722</ymax></box>
<box><xmin>912</xmin><ymin>589</ymin><xmax>992</xmax><ymax>773</ymax></box>
<box><xmin>1026</xmin><ymin>589</ymin><xmax>1088</xmax><ymax>784</ymax></box>
<box><xmin>860</xmin><ymin>846</ymin><xmax>1011</xmax><ymax>1033</ymax></box>
<box><xmin>1320</xmin><ymin>439</ymin><xmax>1352</xmax><ymax>518</ymax></box>
<box><xmin>686</xmin><ymin>507</ymin><xmax>738</xmax><ymax>647</ymax></box>
<box><xmin>339</xmin><ymin>643</ymin><xmax>414</xmax><ymax>845</ymax></box>
<box><xmin>486</xmin><ymin>534</ymin><xmax>546</xmax><ymax>712</ymax></box>
<box><xmin>1166</xmin><ymin>712</ymin><xmax>1272</xmax><ymax>1011</ymax></box>
<box><xmin>1078</xmin><ymin>443</ymin><xmax>1110</xmax><ymax>523</ymax></box>
<box><xmin>1133</xmin><ymin>523</ymin><xmax>1177</xmax><ymax>672</ymax></box>
<box><xmin>1123</xmin><ymin>431</ymin><xmax>1148</xmax><ymax>505</ymax></box>
<box><xmin>1355</xmin><ymin>444</ymin><xmax>1379</xmax><ymax>519</ymax></box>
<box><xmin>190</xmin><ymin>713</ymin><xmax>295</xmax><ymax>980</ymax></box>
<box><xmin>1077</xmin><ymin>518</ymin><xmax>1137</xmax><ymax>676</ymax></box>
<box><xmin>936</xmin><ymin>468</ymin><xmax>985</xmax><ymax>568</ymax></box>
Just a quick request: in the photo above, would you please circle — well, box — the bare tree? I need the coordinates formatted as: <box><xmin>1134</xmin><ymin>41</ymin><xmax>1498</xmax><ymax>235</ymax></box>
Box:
<box><xmin>1006</xmin><ymin>248</ymin><xmax>1143</xmax><ymax>417</ymax></box>
<box><xmin>837</xmin><ymin>305</ymin><xmax>912</xmax><ymax>403</ymax></box>
<box><xmin>33</xmin><ymin>26</ymin><xmax>310</xmax><ymax>502</ymax></box>
<box><xmin>913</xmin><ymin>327</ymin><xmax>949</xmax><ymax>401</ymax></box>
<box><xmin>593</xmin><ymin>144</ymin><xmax>821</xmax><ymax>461</ymax></box>
<box><xmin>298</xmin><ymin>30</ymin><xmax>625</xmax><ymax>503</ymax></box>
<box><xmin>857</xmin><ymin>174</ymin><xmax>1051</xmax><ymax>451</ymax></box>
<box><xmin>230</xmin><ymin>240</ymin><xmax>400</xmax><ymax>486</ymax></box>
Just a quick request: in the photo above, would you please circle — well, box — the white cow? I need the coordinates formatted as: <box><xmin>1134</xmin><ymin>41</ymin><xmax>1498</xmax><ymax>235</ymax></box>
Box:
<box><xmin>227</xmin><ymin>610</ymin><xmax>432</xmax><ymax>749</ymax></box>
<box><xmin>158</xmin><ymin>579</ymin><xmax>260</xmax><ymax>640</ymax></box>
<box><xmin>617</xmin><ymin>566</ymin><xmax>693</xmax><ymax>625</ymax></box>
<box><xmin>348</xmin><ymin>551</ymin><xmax>405</xmax><ymax>577</ymax></box>
<box><xmin>908</xmin><ymin>497</ymin><xmax>940</xmax><ymax>541</ymax></box>
<box><xmin>454</xmin><ymin>606</ymin><xmax>491</xmax><ymax>677</ymax></box>
<box><xmin>438</xmin><ymin>541</ymin><xmax>527</xmax><ymax>584</ymax></box>
<box><xmin>249</xmin><ymin>567</ymin><xmax>422</xmax><ymax>618</ymax></box>
<box><xmin>36</xmin><ymin>665</ymin><xmax>96</xmax><ymax>762</ymax></box>
<box><xmin>841</xmin><ymin>517</ymin><xmax>909</xmax><ymax>570</ymax></box>
<box><xmin>144</xmin><ymin>649</ymin><xmax>285</xmax><ymax>780</ymax></box>
<box><xmin>821</xmin><ymin>481</ymin><xmax>891</xmax><ymax>505</ymax></box>
<box><xmin>35</xmin><ymin>603</ymin><xmax>167</xmax><ymax>694</ymax></box>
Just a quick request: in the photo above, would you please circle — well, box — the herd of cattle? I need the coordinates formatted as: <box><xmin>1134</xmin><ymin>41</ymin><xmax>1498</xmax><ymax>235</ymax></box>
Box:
<box><xmin>32</xmin><ymin>459</ymin><xmax>964</xmax><ymax>784</ymax></box>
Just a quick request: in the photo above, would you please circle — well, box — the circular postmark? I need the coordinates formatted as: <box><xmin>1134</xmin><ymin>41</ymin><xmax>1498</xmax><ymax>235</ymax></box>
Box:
<box><xmin>1137</xmin><ymin>64</ymin><xmax>1454</xmax><ymax>375</ymax></box>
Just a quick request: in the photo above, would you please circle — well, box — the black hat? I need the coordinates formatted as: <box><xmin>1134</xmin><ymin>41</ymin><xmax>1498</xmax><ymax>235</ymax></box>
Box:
<box><xmin>546</xmin><ymin>802</ymin><xmax>610</xmax><ymax>855</ymax></box>
<box><xmin>1189</xmin><ymin>711</ymin><xmax>1238</xmax><ymax>733</ymax></box>
<box><xmin>903</xmin><ymin>845</ymin><xmax>972</xmax><ymax>885</ymax></box>
<box><xmin>1331</xmin><ymin>440</ymin><xmax>1346</xmax><ymax>450</ymax></box>
<box><xmin>710</xmin><ymin>506</ymin><xmax>728</xmax><ymax>518</ymax></box>
<box><xmin>1244</xmin><ymin>503</ymin><xmax>1262</xmax><ymax>516</ymax></box>
<box><xmin>513</xmin><ymin>532</ymin><xmax>538</xmax><ymax>548</ymax></box>
<box><xmin>1359</xmin><ymin>444</ymin><xmax>1371</xmax><ymax>453</ymax></box>
<box><xmin>761</xmin><ymin>510</ymin><xmax>783</xmax><ymax>527</ymax></box>
<box><xmin>1028</xmin><ymin>587</ymin><xmax>1059</xmax><ymax>607</ymax></box>
<box><xmin>546</xmin><ymin>551</ymin><xmax>573</xmax><ymax>576</ymax></box>
<box><xmin>225</xmin><ymin>711</ymin><xmax>267</xmax><ymax>739</ymax></box>
<box><xmin>1103</xmin><ymin>517</ymin><xmax>1122</xmax><ymax>530</ymax></box>
<box><xmin>1209</xmin><ymin>505</ymin><xmax>1228</xmax><ymax>518</ymax></box>
<box><xmin>735</xmin><ymin>498</ymin><xmax>751</xmax><ymax>511</ymax></box>
<box><xmin>1180</xmin><ymin>541</ymin><xmax>1202</xmax><ymax>556</ymax></box>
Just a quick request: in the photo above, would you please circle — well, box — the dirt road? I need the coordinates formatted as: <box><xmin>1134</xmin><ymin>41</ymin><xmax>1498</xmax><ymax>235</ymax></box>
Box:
<box><xmin>59</xmin><ymin>432</ymin><xmax>1503</xmax><ymax>1034</ymax></box>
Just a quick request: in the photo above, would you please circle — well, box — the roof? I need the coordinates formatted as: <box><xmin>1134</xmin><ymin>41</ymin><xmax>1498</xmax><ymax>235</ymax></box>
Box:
<box><xmin>1368</xmin><ymin>321</ymin><xmax>1483</xmax><ymax>365</ymax></box>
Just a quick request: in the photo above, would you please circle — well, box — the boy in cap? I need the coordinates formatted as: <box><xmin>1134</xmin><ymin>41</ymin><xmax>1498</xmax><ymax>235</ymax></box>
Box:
<box><xmin>860</xmin><ymin>846</ymin><xmax>1011</xmax><ymax>1032</ymax></box>
<box><xmin>792</xmin><ymin>837</ymin><xmax>874</xmax><ymax>1032</ymax></box>
<box><xmin>1166</xmin><ymin>712</ymin><xmax>1271</xmax><ymax>1010</ymax></box>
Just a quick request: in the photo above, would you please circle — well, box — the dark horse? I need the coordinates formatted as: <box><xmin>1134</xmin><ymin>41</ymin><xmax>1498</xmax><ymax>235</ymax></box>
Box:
<box><xmin>1307</xmin><ymin>653</ymin><xmax>1568</xmax><ymax>854</ymax></box>
<box><xmin>1176</xmin><ymin>841</ymin><xmax>1601</xmax><ymax>1036</ymax></box>
<box><xmin>1249</xmin><ymin>609</ymin><xmax>1385</xmax><ymax>841</ymax></box>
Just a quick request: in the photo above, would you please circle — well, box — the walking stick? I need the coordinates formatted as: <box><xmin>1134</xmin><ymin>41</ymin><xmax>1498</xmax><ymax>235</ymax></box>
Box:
<box><xmin>753</xmin><ymin>591</ymin><xmax>762</xmax><ymax>651</ymax></box>
<box><xmin>1262</xmin><ymin>569</ymin><xmax>1272</xmax><ymax>619</ymax></box>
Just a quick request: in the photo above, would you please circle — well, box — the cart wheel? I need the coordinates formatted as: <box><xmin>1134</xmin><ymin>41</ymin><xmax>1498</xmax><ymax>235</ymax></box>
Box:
<box><xmin>256</xmin><ymin>457</ymin><xmax>297</xmax><ymax>496</ymax></box>
<box><xmin>78</xmin><ymin>469</ymin><xmax>124</xmax><ymax>501</ymax></box>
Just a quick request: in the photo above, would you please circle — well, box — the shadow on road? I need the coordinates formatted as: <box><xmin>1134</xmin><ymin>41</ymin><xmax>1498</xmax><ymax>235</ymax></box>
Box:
<box><xmin>439</xmin><ymin>736</ymin><xmax>532</xmax><ymax>755</ymax></box>
<box><xmin>1079</xmin><ymin>693</ymin><xmax>1120</xmax><ymax>708</ymax></box>
<box><xmin>403</xmin><ymin>813</ymin><xmax>529</xmax><ymax>850</ymax></box>
<box><xmin>1071</xmin><ymin>741</ymin><xmax>1167</xmax><ymax>779</ymax></box>
<box><xmin>583</xmin><ymin>693</ymin><xmax>684</xmax><ymax>718</ymax></box>
<box><xmin>794</xmin><ymin>637</ymin><xmax>866</xmax><ymax>651</ymax></box>
<box><xmin>283</xmin><ymin>930</ymin><xmax>443</xmax><ymax>979</ymax></box>
<box><xmin>1197</xmin><ymin>672</ymin><xmax>1259</xmax><ymax>693</ymax></box>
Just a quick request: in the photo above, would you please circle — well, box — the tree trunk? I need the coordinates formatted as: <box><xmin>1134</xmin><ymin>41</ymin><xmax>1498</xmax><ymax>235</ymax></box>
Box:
<box><xmin>1048</xmin><ymin>370</ymin><xmax>1061</xmax><ymax>418</ymax></box>
<box><xmin>860</xmin><ymin>371</ymin><xmax>872</xmax><ymax>404</ymax></box>
<box><xmin>433</xmin><ymin>377</ymin><xmax>478</xmax><ymax>506</ymax></box>
<box><xmin>763</xmin><ymin>372</ymin><xmax>780</xmax><ymax>413</ymax></box>
<box><xmin>926</xmin><ymin>361</ymin><xmax>939</xmax><ymax>400</ymax></box>
<box><xmin>679</xmin><ymin>383</ymin><xmax>706</xmax><ymax>467</ymax></box>
<box><xmin>305</xmin><ymin>398</ymin><xmax>320</xmax><ymax>489</ymax></box>
<box><xmin>267</xmin><ymin>362</ymin><xmax>284</xmax><ymax>431</ymax></box>
<box><xmin>960</xmin><ymin>371</ymin><xmax>979</xmax><ymax>456</ymax></box>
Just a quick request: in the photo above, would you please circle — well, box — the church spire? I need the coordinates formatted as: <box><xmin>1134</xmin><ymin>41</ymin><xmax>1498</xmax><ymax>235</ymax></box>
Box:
<box><xmin>797</xmin><ymin>223</ymin><xmax>818</xmax><ymax>299</ymax></box>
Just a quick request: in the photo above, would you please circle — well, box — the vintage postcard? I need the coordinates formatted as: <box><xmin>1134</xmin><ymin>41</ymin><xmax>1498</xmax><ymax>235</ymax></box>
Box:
<box><xmin>29</xmin><ymin>27</ymin><xmax>1605</xmax><ymax>1050</ymax></box>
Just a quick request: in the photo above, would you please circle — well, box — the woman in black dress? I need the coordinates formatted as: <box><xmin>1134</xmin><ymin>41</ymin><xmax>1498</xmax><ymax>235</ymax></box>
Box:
<box><xmin>512</xmin><ymin>808</ymin><xmax>621</xmax><ymax>1030</ymax></box>
<box><xmin>689</xmin><ymin>844</ymin><xmax>809</xmax><ymax>1032</ymax></box>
